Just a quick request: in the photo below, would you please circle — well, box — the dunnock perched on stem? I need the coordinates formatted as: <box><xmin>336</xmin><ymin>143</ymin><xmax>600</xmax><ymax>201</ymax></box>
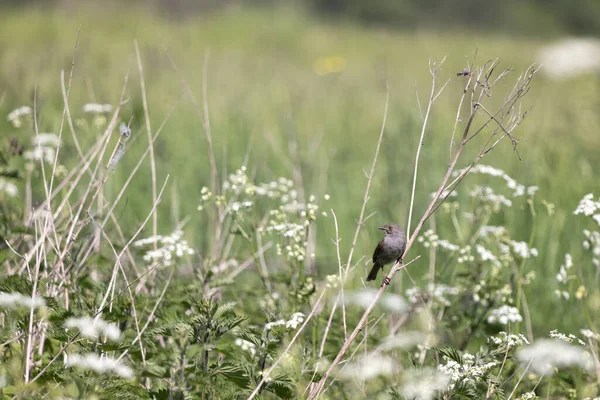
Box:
<box><xmin>367</xmin><ymin>223</ymin><xmax>407</xmax><ymax>282</ymax></box>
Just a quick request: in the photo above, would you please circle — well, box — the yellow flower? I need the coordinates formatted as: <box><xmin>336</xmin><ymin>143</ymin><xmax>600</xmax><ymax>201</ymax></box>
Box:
<box><xmin>576</xmin><ymin>285</ymin><xmax>586</xmax><ymax>299</ymax></box>
<box><xmin>314</xmin><ymin>56</ymin><xmax>346</xmax><ymax>75</ymax></box>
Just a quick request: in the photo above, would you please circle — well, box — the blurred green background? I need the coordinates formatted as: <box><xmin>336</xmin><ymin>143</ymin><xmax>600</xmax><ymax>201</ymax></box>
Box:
<box><xmin>1</xmin><ymin>0</ymin><xmax>599</xmax><ymax>334</ymax></box>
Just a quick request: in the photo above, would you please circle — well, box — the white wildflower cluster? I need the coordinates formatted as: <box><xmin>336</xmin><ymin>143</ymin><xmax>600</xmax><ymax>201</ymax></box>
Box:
<box><xmin>475</xmin><ymin>244</ymin><xmax>501</xmax><ymax>267</ymax></box>
<box><xmin>133</xmin><ymin>230</ymin><xmax>194</xmax><ymax>267</ymax></box>
<box><xmin>582</xmin><ymin>229</ymin><xmax>600</xmax><ymax>259</ymax></box>
<box><xmin>65</xmin><ymin>353</ymin><xmax>133</xmax><ymax>378</ymax></box>
<box><xmin>400</xmin><ymin>368</ymin><xmax>451</xmax><ymax>400</ymax></box>
<box><xmin>345</xmin><ymin>289</ymin><xmax>407</xmax><ymax>312</ymax></box>
<box><xmin>516</xmin><ymin>338</ymin><xmax>593</xmax><ymax>375</ymax></box>
<box><xmin>198</xmin><ymin>167</ymin><xmax>323</xmax><ymax>265</ymax></box>
<box><xmin>487</xmin><ymin>305</ymin><xmax>522</xmax><ymax>325</ymax></box>
<box><xmin>24</xmin><ymin>133</ymin><xmax>59</xmax><ymax>164</ymax></box>
<box><xmin>83</xmin><ymin>103</ymin><xmax>113</xmax><ymax>113</ymax></box>
<box><xmin>82</xmin><ymin>103</ymin><xmax>112</xmax><ymax>129</ymax></box>
<box><xmin>438</xmin><ymin>353</ymin><xmax>498</xmax><ymax>390</ymax></box>
<box><xmin>574</xmin><ymin>193</ymin><xmax>600</xmax><ymax>217</ymax></box>
<box><xmin>0</xmin><ymin>178</ymin><xmax>18</xmax><ymax>197</ymax></box>
<box><xmin>234</xmin><ymin>338</ymin><xmax>256</xmax><ymax>356</ymax></box>
<box><xmin>7</xmin><ymin>106</ymin><xmax>32</xmax><ymax>128</ymax></box>
<box><xmin>65</xmin><ymin>316</ymin><xmax>121</xmax><ymax>341</ymax></box>
<box><xmin>470</xmin><ymin>185</ymin><xmax>512</xmax><ymax>209</ymax></box>
<box><xmin>479</xmin><ymin>225</ymin><xmax>507</xmax><ymax>238</ymax></box>
<box><xmin>515</xmin><ymin>392</ymin><xmax>538</xmax><ymax>400</ymax></box>
<box><xmin>265</xmin><ymin>312</ymin><xmax>305</xmax><ymax>331</ymax></box>
<box><xmin>325</xmin><ymin>274</ymin><xmax>339</xmax><ymax>288</ymax></box>
<box><xmin>549</xmin><ymin>329</ymin><xmax>585</xmax><ymax>346</ymax></box>
<box><xmin>418</xmin><ymin>229</ymin><xmax>460</xmax><ymax>252</ymax></box>
<box><xmin>488</xmin><ymin>331</ymin><xmax>529</xmax><ymax>349</ymax></box>
<box><xmin>499</xmin><ymin>240</ymin><xmax>538</xmax><ymax>259</ymax></box>
<box><xmin>581</xmin><ymin>329</ymin><xmax>600</xmax><ymax>341</ymax></box>
<box><xmin>0</xmin><ymin>292</ymin><xmax>45</xmax><ymax>309</ymax></box>
<box><xmin>338</xmin><ymin>353</ymin><xmax>397</xmax><ymax>380</ymax></box>
<box><xmin>538</xmin><ymin>38</ymin><xmax>600</xmax><ymax>79</ymax></box>
<box><xmin>455</xmin><ymin>164</ymin><xmax>537</xmax><ymax>197</ymax></box>
<box><xmin>457</xmin><ymin>245</ymin><xmax>475</xmax><ymax>264</ymax></box>
<box><xmin>405</xmin><ymin>284</ymin><xmax>459</xmax><ymax>307</ymax></box>
<box><xmin>555</xmin><ymin>253</ymin><xmax>573</xmax><ymax>300</ymax></box>
<box><xmin>210</xmin><ymin>259</ymin><xmax>238</xmax><ymax>275</ymax></box>
<box><xmin>431</xmin><ymin>189</ymin><xmax>458</xmax><ymax>200</ymax></box>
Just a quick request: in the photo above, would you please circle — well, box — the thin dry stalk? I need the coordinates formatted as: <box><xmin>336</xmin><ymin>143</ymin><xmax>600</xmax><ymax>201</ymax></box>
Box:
<box><xmin>134</xmin><ymin>39</ymin><xmax>159</xmax><ymax>252</ymax></box>
<box><xmin>407</xmin><ymin>57</ymin><xmax>446</xmax><ymax>239</ymax></box>
<box><xmin>332</xmin><ymin>210</ymin><xmax>346</xmax><ymax>339</ymax></box>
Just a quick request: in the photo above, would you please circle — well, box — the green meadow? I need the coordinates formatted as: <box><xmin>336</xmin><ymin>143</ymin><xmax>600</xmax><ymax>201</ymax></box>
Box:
<box><xmin>2</xmin><ymin>3</ymin><xmax>599</xmax><ymax>332</ymax></box>
<box><xmin>1</xmin><ymin>3</ymin><xmax>600</xmax><ymax>398</ymax></box>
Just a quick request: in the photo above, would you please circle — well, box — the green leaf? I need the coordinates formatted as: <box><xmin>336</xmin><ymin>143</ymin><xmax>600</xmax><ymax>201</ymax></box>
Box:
<box><xmin>434</xmin><ymin>345</ymin><xmax>463</xmax><ymax>364</ymax></box>
<box><xmin>215</xmin><ymin>363</ymin><xmax>251</xmax><ymax>389</ymax></box>
<box><xmin>264</xmin><ymin>375</ymin><xmax>295</xmax><ymax>399</ymax></box>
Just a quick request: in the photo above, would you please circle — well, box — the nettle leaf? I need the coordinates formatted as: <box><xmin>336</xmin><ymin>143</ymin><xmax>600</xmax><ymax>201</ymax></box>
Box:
<box><xmin>389</xmin><ymin>388</ymin><xmax>406</xmax><ymax>400</ymax></box>
<box><xmin>0</xmin><ymin>274</ymin><xmax>33</xmax><ymax>295</ymax></box>
<box><xmin>214</xmin><ymin>363</ymin><xmax>252</xmax><ymax>389</ymax></box>
<box><xmin>100</xmin><ymin>380</ymin><xmax>151</xmax><ymax>399</ymax></box>
<box><xmin>434</xmin><ymin>345</ymin><xmax>463</xmax><ymax>364</ymax></box>
<box><xmin>141</xmin><ymin>362</ymin><xmax>169</xmax><ymax>379</ymax></box>
<box><xmin>264</xmin><ymin>374</ymin><xmax>295</xmax><ymax>399</ymax></box>
<box><xmin>215</xmin><ymin>316</ymin><xmax>247</xmax><ymax>338</ymax></box>
<box><xmin>213</xmin><ymin>301</ymin><xmax>237</xmax><ymax>319</ymax></box>
<box><xmin>237</xmin><ymin>326</ymin><xmax>265</xmax><ymax>348</ymax></box>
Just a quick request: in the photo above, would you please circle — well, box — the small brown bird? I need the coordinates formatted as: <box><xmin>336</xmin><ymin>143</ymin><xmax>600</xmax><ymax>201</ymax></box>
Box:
<box><xmin>367</xmin><ymin>223</ymin><xmax>407</xmax><ymax>282</ymax></box>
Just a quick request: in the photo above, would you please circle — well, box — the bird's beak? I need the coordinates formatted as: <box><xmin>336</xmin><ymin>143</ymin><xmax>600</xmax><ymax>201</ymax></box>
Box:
<box><xmin>378</xmin><ymin>226</ymin><xmax>386</xmax><ymax>231</ymax></box>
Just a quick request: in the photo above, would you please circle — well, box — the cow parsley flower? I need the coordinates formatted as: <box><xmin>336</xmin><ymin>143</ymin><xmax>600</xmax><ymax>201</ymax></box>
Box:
<box><xmin>65</xmin><ymin>353</ymin><xmax>133</xmax><ymax>378</ymax></box>
<box><xmin>0</xmin><ymin>292</ymin><xmax>45</xmax><ymax>309</ymax></box>
<box><xmin>7</xmin><ymin>106</ymin><xmax>32</xmax><ymax>127</ymax></box>
<box><xmin>0</xmin><ymin>179</ymin><xmax>18</xmax><ymax>197</ymax></box>
<box><xmin>516</xmin><ymin>339</ymin><xmax>593</xmax><ymax>375</ymax></box>
<box><xmin>65</xmin><ymin>316</ymin><xmax>121</xmax><ymax>341</ymax></box>
<box><xmin>487</xmin><ymin>305</ymin><xmax>522</xmax><ymax>325</ymax></box>
<box><xmin>83</xmin><ymin>103</ymin><xmax>113</xmax><ymax>113</ymax></box>
<box><xmin>401</xmin><ymin>368</ymin><xmax>451</xmax><ymax>400</ymax></box>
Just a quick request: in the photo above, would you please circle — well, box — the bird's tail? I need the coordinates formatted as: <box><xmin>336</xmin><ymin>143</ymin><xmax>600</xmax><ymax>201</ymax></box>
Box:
<box><xmin>366</xmin><ymin>263</ymin><xmax>381</xmax><ymax>282</ymax></box>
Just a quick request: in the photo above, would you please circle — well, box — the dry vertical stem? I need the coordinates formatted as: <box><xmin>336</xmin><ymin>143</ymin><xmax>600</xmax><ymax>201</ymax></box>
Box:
<box><xmin>134</xmin><ymin>39</ymin><xmax>158</xmax><ymax>252</ymax></box>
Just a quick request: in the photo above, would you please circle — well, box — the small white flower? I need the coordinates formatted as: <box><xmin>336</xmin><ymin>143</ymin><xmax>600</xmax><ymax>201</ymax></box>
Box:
<box><xmin>65</xmin><ymin>353</ymin><xmax>132</xmax><ymax>378</ymax></box>
<box><xmin>265</xmin><ymin>319</ymin><xmax>285</xmax><ymax>331</ymax></box>
<box><xmin>234</xmin><ymin>338</ymin><xmax>256</xmax><ymax>356</ymax></box>
<box><xmin>401</xmin><ymin>368</ymin><xmax>451</xmax><ymax>400</ymax></box>
<box><xmin>83</xmin><ymin>103</ymin><xmax>113</xmax><ymax>113</ymax></box>
<box><xmin>7</xmin><ymin>106</ymin><xmax>32</xmax><ymax>125</ymax></box>
<box><xmin>549</xmin><ymin>329</ymin><xmax>585</xmax><ymax>346</ymax></box>
<box><xmin>337</xmin><ymin>353</ymin><xmax>397</xmax><ymax>380</ymax></box>
<box><xmin>516</xmin><ymin>338</ymin><xmax>593</xmax><ymax>375</ymax></box>
<box><xmin>538</xmin><ymin>38</ymin><xmax>600</xmax><ymax>79</ymax></box>
<box><xmin>286</xmin><ymin>312</ymin><xmax>305</xmax><ymax>329</ymax></box>
<box><xmin>65</xmin><ymin>316</ymin><xmax>121</xmax><ymax>341</ymax></box>
<box><xmin>0</xmin><ymin>292</ymin><xmax>45</xmax><ymax>309</ymax></box>
<box><xmin>346</xmin><ymin>289</ymin><xmax>407</xmax><ymax>312</ymax></box>
<box><xmin>580</xmin><ymin>329</ymin><xmax>600</xmax><ymax>341</ymax></box>
<box><xmin>487</xmin><ymin>305</ymin><xmax>522</xmax><ymax>325</ymax></box>
<box><xmin>0</xmin><ymin>179</ymin><xmax>18</xmax><ymax>197</ymax></box>
<box><xmin>574</xmin><ymin>193</ymin><xmax>600</xmax><ymax>216</ymax></box>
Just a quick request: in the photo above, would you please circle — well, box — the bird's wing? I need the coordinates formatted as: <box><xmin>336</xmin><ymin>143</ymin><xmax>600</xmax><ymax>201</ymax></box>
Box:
<box><xmin>372</xmin><ymin>239</ymin><xmax>385</xmax><ymax>263</ymax></box>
